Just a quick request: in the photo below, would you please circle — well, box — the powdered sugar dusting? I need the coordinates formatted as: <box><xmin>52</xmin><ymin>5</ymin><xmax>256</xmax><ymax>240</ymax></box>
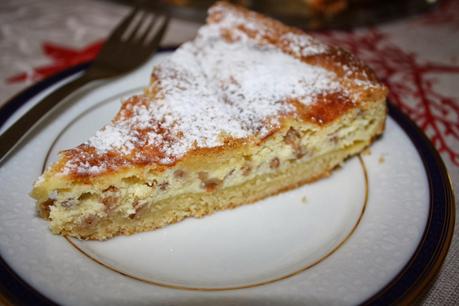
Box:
<box><xmin>281</xmin><ymin>32</ymin><xmax>327</xmax><ymax>57</ymax></box>
<box><xmin>62</xmin><ymin>4</ymin><xmax>346</xmax><ymax>176</ymax></box>
<box><xmin>209</xmin><ymin>2</ymin><xmax>327</xmax><ymax>58</ymax></box>
<box><xmin>88</xmin><ymin>125</ymin><xmax>137</xmax><ymax>153</ymax></box>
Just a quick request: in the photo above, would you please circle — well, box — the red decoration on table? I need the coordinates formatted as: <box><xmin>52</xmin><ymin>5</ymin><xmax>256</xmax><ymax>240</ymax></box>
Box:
<box><xmin>315</xmin><ymin>29</ymin><xmax>459</xmax><ymax>166</ymax></box>
<box><xmin>6</xmin><ymin>40</ymin><xmax>104</xmax><ymax>84</ymax></box>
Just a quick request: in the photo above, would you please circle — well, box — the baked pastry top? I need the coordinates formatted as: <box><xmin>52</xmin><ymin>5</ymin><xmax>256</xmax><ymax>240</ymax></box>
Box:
<box><xmin>31</xmin><ymin>2</ymin><xmax>387</xmax><ymax>240</ymax></box>
<box><xmin>56</xmin><ymin>1</ymin><xmax>385</xmax><ymax>178</ymax></box>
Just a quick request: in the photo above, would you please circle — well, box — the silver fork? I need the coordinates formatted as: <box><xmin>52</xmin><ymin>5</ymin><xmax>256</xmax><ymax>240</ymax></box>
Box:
<box><xmin>0</xmin><ymin>7</ymin><xmax>169</xmax><ymax>164</ymax></box>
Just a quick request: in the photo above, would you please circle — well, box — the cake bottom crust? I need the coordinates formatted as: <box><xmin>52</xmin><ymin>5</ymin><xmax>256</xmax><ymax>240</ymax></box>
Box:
<box><xmin>54</xmin><ymin>139</ymin><xmax>372</xmax><ymax>240</ymax></box>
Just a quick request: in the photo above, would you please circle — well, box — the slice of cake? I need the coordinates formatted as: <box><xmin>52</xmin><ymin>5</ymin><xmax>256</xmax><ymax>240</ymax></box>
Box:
<box><xmin>31</xmin><ymin>2</ymin><xmax>387</xmax><ymax>240</ymax></box>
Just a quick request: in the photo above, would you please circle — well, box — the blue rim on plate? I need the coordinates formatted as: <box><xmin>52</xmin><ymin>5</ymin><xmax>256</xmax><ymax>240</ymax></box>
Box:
<box><xmin>0</xmin><ymin>54</ymin><xmax>454</xmax><ymax>305</ymax></box>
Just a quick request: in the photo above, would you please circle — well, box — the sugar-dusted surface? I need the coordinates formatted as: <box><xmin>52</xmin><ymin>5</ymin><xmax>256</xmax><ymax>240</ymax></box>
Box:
<box><xmin>61</xmin><ymin>2</ymin><xmax>380</xmax><ymax>176</ymax></box>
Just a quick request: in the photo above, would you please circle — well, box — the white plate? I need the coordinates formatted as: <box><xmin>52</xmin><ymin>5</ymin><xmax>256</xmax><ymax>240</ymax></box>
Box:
<box><xmin>0</xmin><ymin>51</ymin><xmax>454</xmax><ymax>305</ymax></box>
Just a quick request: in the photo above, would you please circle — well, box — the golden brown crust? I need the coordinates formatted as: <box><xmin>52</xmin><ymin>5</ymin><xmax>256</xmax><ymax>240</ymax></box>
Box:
<box><xmin>210</xmin><ymin>2</ymin><xmax>384</xmax><ymax>86</ymax></box>
<box><xmin>54</xmin><ymin>1</ymin><xmax>387</xmax><ymax>179</ymax></box>
<box><xmin>288</xmin><ymin>93</ymin><xmax>354</xmax><ymax>125</ymax></box>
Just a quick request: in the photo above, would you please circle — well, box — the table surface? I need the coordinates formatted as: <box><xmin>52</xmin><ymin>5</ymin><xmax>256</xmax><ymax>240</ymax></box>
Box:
<box><xmin>0</xmin><ymin>0</ymin><xmax>458</xmax><ymax>305</ymax></box>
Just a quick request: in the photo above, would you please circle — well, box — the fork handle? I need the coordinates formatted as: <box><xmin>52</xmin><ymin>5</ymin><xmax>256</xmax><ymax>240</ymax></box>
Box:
<box><xmin>0</xmin><ymin>75</ymin><xmax>93</xmax><ymax>164</ymax></box>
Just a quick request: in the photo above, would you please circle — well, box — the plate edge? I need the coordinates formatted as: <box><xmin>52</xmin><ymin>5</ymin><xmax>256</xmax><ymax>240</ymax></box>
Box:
<box><xmin>0</xmin><ymin>60</ymin><xmax>454</xmax><ymax>305</ymax></box>
<box><xmin>360</xmin><ymin>103</ymin><xmax>456</xmax><ymax>305</ymax></box>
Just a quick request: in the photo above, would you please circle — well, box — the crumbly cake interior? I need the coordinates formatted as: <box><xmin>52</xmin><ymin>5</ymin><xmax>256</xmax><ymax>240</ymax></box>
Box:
<box><xmin>31</xmin><ymin>2</ymin><xmax>387</xmax><ymax>240</ymax></box>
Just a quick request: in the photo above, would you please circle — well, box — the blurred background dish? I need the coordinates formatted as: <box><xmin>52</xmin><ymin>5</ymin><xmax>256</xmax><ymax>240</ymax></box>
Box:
<box><xmin>107</xmin><ymin>0</ymin><xmax>440</xmax><ymax>29</ymax></box>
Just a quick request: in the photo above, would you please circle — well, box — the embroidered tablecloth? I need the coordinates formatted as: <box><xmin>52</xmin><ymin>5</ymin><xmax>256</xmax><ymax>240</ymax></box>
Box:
<box><xmin>0</xmin><ymin>0</ymin><xmax>457</xmax><ymax>304</ymax></box>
